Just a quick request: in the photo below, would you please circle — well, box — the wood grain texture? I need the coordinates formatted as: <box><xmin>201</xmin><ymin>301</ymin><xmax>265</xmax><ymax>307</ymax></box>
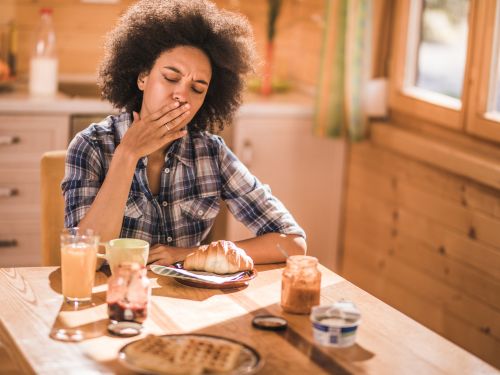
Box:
<box><xmin>12</xmin><ymin>0</ymin><xmax>325</xmax><ymax>90</ymax></box>
<box><xmin>342</xmin><ymin>140</ymin><xmax>500</xmax><ymax>368</ymax></box>
<box><xmin>0</xmin><ymin>265</ymin><xmax>497</xmax><ymax>374</ymax></box>
<box><xmin>371</xmin><ymin>123</ymin><xmax>500</xmax><ymax>190</ymax></box>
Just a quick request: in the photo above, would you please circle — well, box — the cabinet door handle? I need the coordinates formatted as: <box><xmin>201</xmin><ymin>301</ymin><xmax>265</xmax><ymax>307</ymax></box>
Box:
<box><xmin>0</xmin><ymin>239</ymin><xmax>18</xmax><ymax>248</ymax></box>
<box><xmin>0</xmin><ymin>187</ymin><xmax>19</xmax><ymax>197</ymax></box>
<box><xmin>0</xmin><ymin>135</ymin><xmax>20</xmax><ymax>145</ymax></box>
<box><xmin>241</xmin><ymin>139</ymin><xmax>253</xmax><ymax>167</ymax></box>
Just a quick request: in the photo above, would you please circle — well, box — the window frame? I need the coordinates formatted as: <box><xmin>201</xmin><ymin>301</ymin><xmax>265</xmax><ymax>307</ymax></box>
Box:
<box><xmin>465</xmin><ymin>0</ymin><xmax>500</xmax><ymax>142</ymax></box>
<box><xmin>388</xmin><ymin>0</ymin><xmax>476</xmax><ymax>131</ymax></box>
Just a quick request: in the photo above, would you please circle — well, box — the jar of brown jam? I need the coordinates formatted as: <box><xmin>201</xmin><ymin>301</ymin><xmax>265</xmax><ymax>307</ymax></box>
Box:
<box><xmin>281</xmin><ymin>255</ymin><xmax>321</xmax><ymax>314</ymax></box>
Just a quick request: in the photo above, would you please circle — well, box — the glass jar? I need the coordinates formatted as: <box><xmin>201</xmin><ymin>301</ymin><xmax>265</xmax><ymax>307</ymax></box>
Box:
<box><xmin>281</xmin><ymin>255</ymin><xmax>321</xmax><ymax>314</ymax></box>
<box><xmin>106</xmin><ymin>262</ymin><xmax>150</xmax><ymax>324</ymax></box>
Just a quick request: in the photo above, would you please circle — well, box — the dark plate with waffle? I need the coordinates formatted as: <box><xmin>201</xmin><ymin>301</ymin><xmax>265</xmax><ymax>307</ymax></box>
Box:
<box><xmin>118</xmin><ymin>333</ymin><xmax>263</xmax><ymax>374</ymax></box>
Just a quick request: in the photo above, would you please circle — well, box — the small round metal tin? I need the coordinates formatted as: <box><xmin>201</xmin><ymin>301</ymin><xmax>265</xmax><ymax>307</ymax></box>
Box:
<box><xmin>107</xmin><ymin>321</ymin><xmax>143</xmax><ymax>337</ymax></box>
<box><xmin>252</xmin><ymin>315</ymin><xmax>288</xmax><ymax>331</ymax></box>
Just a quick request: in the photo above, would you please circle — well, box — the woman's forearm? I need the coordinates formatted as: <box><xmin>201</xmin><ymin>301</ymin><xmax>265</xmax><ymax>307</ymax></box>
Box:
<box><xmin>147</xmin><ymin>233</ymin><xmax>306</xmax><ymax>266</ymax></box>
<box><xmin>235</xmin><ymin>233</ymin><xmax>307</xmax><ymax>264</ymax></box>
<box><xmin>78</xmin><ymin>145</ymin><xmax>139</xmax><ymax>241</ymax></box>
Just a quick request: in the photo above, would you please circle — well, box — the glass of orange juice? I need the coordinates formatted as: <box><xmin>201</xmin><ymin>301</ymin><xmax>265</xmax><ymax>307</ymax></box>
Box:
<box><xmin>60</xmin><ymin>228</ymin><xmax>99</xmax><ymax>303</ymax></box>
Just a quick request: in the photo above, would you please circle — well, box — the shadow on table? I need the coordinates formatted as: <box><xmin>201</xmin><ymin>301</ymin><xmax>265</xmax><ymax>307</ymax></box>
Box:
<box><xmin>148</xmin><ymin>263</ymin><xmax>282</xmax><ymax>302</ymax></box>
<box><xmin>150</xmin><ymin>273</ymin><xmax>246</xmax><ymax>302</ymax></box>
<box><xmin>48</xmin><ymin>267</ymin><xmax>110</xmax><ymax>295</ymax></box>
<box><xmin>49</xmin><ymin>299</ymin><xmax>109</xmax><ymax>342</ymax></box>
<box><xmin>97</xmin><ymin>262</ymin><xmax>372</xmax><ymax>374</ymax></box>
<box><xmin>185</xmin><ymin>302</ymin><xmax>374</xmax><ymax>375</ymax></box>
<box><xmin>48</xmin><ymin>268</ymin><xmax>113</xmax><ymax>342</ymax></box>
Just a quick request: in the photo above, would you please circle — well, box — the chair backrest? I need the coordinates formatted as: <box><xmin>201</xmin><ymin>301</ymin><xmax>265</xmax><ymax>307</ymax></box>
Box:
<box><xmin>40</xmin><ymin>150</ymin><xmax>67</xmax><ymax>266</ymax></box>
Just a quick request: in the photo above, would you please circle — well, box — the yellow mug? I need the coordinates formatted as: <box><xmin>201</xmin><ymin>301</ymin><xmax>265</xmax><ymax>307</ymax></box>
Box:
<box><xmin>97</xmin><ymin>238</ymin><xmax>149</xmax><ymax>273</ymax></box>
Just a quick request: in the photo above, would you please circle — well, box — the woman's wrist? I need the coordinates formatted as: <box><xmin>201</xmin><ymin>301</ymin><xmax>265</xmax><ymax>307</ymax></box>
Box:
<box><xmin>148</xmin><ymin>245</ymin><xmax>199</xmax><ymax>265</ymax></box>
<box><xmin>115</xmin><ymin>143</ymin><xmax>140</xmax><ymax>166</ymax></box>
<box><xmin>172</xmin><ymin>246</ymin><xmax>198</xmax><ymax>263</ymax></box>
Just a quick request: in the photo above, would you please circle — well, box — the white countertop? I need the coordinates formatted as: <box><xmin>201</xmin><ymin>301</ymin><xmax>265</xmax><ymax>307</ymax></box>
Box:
<box><xmin>0</xmin><ymin>85</ymin><xmax>315</xmax><ymax>117</ymax></box>
<box><xmin>0</xmin><ymin>90</ymin><xmax>115</xmax><ymax>115</ymax></box>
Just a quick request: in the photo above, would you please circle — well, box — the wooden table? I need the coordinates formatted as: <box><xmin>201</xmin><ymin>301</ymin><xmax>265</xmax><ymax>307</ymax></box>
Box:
<box><xmin>0</xmin><ymin>264</ymin><xmax>497</xmax><ymax>375</ymax></box>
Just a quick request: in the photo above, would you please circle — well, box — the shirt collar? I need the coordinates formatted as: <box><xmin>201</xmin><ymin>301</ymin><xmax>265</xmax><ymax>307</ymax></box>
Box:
<box><xmin>114</xmin><ymin>111</ymin><xmax>132</xmax><ymax>142</ymax></box>
<box><xmin>168</xmin><ymin>132</ymin><xmax>195</xmax><ymax>168</ymax></box>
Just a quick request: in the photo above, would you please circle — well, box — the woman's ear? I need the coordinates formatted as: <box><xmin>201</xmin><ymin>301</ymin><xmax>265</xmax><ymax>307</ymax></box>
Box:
<box><xmin>137</xmin><ymin>72</ymin><xmax>148</xmax><ymax>91</ymax></box>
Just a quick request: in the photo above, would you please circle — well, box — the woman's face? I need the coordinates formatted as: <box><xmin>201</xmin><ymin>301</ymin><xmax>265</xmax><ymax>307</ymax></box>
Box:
<box><xmin>138</xmin><ymin>46</ymin><xmax>212</xmax><ymax>124</ymax></box>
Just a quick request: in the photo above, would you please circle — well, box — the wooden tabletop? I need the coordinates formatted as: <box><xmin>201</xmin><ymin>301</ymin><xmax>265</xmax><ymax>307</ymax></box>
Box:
<box><xmin>0</xmin><ymin>264</ymin><xmax>497</xmax><ymax>375</ymax></box>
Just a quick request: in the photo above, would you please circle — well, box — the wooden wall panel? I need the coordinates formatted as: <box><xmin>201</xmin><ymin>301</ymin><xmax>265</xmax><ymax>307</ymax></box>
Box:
<box><xmin>342</xmin><ymin>142</ymin><xmax>500</xmax><ymax>368</ymax></box>
<box><xmin>0</xmin><ymin>1</ymin><xmax>15</xmax><ymax>24</ymax></box>
<box><xmin>344</xmin><ymin>235</ymin><xmax>500</xmax><ymax>368</ymax></box>
<box><xmin>11</xmin><ymin>0</ymin><xmax>325</xmax><ymax>91</ymax></box>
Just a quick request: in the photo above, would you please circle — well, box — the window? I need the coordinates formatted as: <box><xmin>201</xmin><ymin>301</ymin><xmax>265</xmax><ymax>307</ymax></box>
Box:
<box><xmin>466</xmin><ymin>0</ymin><xmax>500</xmax><ymax>140</ymax></box>
<box><xmin>389</xmin><ymin>0</ymin><xmax>500</xmax><ymax>142</ymax></box>
<box><xmin>389</xmin><ymin>0</ymin><xmax>471</xmax><ymax>129</ymax></box>
<box><xmin>406</xmin><ymin>0</ymin><xmax>469</xmax><ymax>103</ymax></box>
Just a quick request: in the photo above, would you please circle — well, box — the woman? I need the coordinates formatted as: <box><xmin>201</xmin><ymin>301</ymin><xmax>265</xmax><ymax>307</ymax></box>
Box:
<box><xmin>62</xmin><ymin>0</ymin><xmax>306</xmax><ymax>266</ymax></box>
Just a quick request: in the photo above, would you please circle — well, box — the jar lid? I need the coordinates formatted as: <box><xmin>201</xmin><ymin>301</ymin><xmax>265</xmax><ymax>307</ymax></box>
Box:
<box><xmin>286</xmin><ymin>255</ymin><xmax>318</xmax><ymax>267</ymax></box>
<box><xmin>252</xmin><ymin>315</ymin><xmax>288</xmax><ymax>331</ymax></box>
<box><xmin>107</xmin><ymin>321</ymin><xmax>143</xmax><ymax>337</ymax></box>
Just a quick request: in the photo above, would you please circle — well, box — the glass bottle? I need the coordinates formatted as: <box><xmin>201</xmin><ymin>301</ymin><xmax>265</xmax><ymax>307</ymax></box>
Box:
<box><xmin>7</xmin><ymin>21</ymin><xmax>17</xmax><ymax>78</ymax></box>
<box><xmin>106</xmin><ymin>262</ymin><xmax>151</xmax><ymax>324</ymax></box>
<box><xmin>281</xmin><ymin>255</ymin><xmax>321</xmax><ymax>314</ymax></box>
<box><xmin>29</xmin><ymin>8</ymin><xmax>58</xmax><ymax>96</ymax></box>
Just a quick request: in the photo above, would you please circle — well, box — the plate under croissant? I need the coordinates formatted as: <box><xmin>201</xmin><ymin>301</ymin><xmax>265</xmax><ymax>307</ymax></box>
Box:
<box><xmin>151</xmin><ymin>262</ymin><xmax>257</xmax><ymax>289</ymax></box>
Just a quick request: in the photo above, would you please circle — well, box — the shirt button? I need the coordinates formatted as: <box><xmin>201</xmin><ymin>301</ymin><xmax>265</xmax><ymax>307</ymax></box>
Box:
<box><xmin>167</xmin><ymin>237</ymin><xmax>173</xmax><ymax>242</ymax></box>
<box><xmin>162</xmin><ymin>201</ymin><xmax>168</xmax><ymax>207</ymax></box>
<box><xmin>197</xmin><ymin>210</ymin><xmax>204</xmax><ymax>216</ymax></box>
<box><xmin>164</xmin><ymin>168</ymin><xmax>170</xmax><ymax>174</ymax></box>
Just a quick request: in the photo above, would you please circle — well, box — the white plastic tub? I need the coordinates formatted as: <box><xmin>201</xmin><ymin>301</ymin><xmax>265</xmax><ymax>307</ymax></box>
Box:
<box><xmin>310</xmin><ymin>301</ymin><xmax>361</xmax><ymax>347</ymax></box>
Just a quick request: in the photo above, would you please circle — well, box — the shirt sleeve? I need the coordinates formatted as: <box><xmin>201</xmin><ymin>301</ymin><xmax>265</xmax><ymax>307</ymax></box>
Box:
<box><xmin>216</xmin><ymin>136</ymin><xmax>306</xmax><ymax>238</ymax></box>
<box><xmin>61</xmin><ymin>133</ymin><xmax>103</xmax><ymax>228</ymax></box>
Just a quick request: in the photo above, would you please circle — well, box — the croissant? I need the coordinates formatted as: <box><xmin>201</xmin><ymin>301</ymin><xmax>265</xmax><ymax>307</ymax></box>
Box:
<box><xmin>184</xmin><ymin>240</ymin><xmax>254</xmax><ymax>274</ymax></box>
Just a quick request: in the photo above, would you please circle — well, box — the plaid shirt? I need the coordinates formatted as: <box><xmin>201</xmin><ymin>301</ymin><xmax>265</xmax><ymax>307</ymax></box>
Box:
<box><xmin>62</xmin><ymin>112</ymin><xmax>305</xmax><ymax>247</ymax></box>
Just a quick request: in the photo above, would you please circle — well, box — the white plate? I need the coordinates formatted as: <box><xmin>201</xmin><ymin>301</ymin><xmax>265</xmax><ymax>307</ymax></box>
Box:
<box><xmin>150</xmin><ymin>263</ymin><xmax>257</xmax><ymax>289</ymax></box>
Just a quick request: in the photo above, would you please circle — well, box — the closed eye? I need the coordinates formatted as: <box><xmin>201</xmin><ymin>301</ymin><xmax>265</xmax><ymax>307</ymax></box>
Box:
<box><xmin>192</xmin><ymin>86</ymin><xmax>204</xmax><ymax>94</ymax></box>
<box><xmin>164</xmin><ymin>75</ymin><xmax>178</xmax><ymax>83</ymax></box>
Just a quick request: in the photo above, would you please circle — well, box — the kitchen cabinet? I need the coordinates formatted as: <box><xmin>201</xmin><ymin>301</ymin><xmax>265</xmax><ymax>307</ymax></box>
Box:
<box><xmin>0</xmin><ymin>114</ymin><xmax>68</xmax><ymax>266</ymax></box>
<box><xmin>225</xmin><ymin>107</ymin><xmax>346</xmax><ymax>271</ymax></box>
<box><xmin>0</xmin><ymin>89</ymin><xmax>113</xmax><ymax>266</ymax></box>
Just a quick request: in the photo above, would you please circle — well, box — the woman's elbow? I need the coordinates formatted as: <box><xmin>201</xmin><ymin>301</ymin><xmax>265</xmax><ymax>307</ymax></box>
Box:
<box><xmin>291</xmin><ymin>235</ymin><xmax>307</xmax><ymax>256</ymax></box>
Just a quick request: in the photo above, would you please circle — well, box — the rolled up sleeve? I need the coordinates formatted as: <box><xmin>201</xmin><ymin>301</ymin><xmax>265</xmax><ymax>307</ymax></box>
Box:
<box><xmin>61</xmin><ymin>134</ymin><xmax>103</xmax><ymax>228</ymax></box>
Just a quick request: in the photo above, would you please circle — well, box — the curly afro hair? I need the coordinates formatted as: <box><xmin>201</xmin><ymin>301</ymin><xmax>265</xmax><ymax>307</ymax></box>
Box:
<box><xmin>98</xmin><ymin>0</ymin><xmax>256</xmax><ymax>133</ymax></box>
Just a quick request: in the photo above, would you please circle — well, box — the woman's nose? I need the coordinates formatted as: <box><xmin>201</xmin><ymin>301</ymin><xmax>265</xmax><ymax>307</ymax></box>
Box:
<box><xmin>172</xmin><ymin>86</ymin><xmax>187</xmax><ymax>104</ymax></box>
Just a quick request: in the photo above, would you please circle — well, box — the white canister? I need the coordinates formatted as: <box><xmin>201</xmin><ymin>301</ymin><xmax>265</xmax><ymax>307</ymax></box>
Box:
<box><xmin>310</xmin><ymin>301</ymin><xmax>361</xmax><ymax>348</ymax></box>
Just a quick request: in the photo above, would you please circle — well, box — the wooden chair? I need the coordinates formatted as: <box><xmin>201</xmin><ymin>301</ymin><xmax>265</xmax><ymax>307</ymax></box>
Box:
<box><xmin>40</xmin><ymin>150</ymin><xmax>67</xmax><ymax>266</ymax></box>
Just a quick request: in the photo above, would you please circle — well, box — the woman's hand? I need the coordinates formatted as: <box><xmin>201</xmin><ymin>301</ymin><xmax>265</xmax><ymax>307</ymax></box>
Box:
<box><xmin>148</xmin><ymin>244</ymin><xmax>194</xmax><ymax>266</ymax></box>
<box><xmin>119</xmin><ymin>101</ymin><xmax>191</xmax><ymax>160</ymax></box>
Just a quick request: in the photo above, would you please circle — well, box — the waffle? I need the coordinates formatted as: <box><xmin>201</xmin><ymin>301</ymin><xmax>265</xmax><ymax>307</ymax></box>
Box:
<box><xmin>176</xmin><ymin>337</ymin><xmax>242</xmax><ymax>372</ymax></box>
<box><xmin>125</xmin><ymin>335</ymin><xmax>202</xmax><ymax>375</ymax></box>
<box><xmin>124</xmin><ymin>335</ymin><xmax>241</xmax><ymax>374</ymax></box>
